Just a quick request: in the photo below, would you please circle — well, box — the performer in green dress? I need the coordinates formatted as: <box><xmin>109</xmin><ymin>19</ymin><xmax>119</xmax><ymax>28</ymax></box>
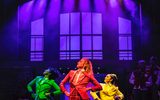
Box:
<box><xmin>27</xmin><ymin>68</ymin><xmax>61</xmax><ymax>100</ymax></box>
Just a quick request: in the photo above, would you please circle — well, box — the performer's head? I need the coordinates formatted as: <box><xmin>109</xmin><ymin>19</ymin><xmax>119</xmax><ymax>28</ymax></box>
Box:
<box><xmin>138</xmin><ymin>60</ymin><xmax>145</xmax><ymax>66</ymax></box>
<box><xmin>104</xmin><ymin>74</ymin><xmax>118</xmax><ymax>85</ymax></box>
<box><xmin>149</xmin><ymin>56</ymin><xmax>157</xmax><ymax>65</ymax></box>
<box><xmin>43</xmin><ymin>68</ymin><xmax>59</xmax><ymax>79</ymax></box>
<box><xmin>77</xmin><ymin>58</ymin><xmax>93</xmax><ymax>74</ymax></box>
<box><xmin>137</xmin><ymin>60</ymin><xmax>146</xmax><ymax>71</ymax></box>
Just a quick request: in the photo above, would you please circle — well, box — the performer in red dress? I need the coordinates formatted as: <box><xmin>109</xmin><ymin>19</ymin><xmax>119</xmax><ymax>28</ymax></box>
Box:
<box><xmin>60</xmin><ymin>58</ymin><xmax>102</xmax><ymax>100</ymax></box>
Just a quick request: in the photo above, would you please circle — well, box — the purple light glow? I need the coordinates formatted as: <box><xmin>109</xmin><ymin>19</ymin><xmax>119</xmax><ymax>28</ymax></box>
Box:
<box><xmin>124</xmin><ymin>0</ymin><xmax>136</xmax><ymax>17</ymax></box>
<box><xmin>94</xmin><ymin>0</ymin><xmax>122</xmax><ymax>31</ymax></box>
<box><xmin>94</xmin><ymin>0</ymin><xmax>107</xmax><ymax>13</ymax></box>
<box><xmin>63</xmin><ymin>0</ymin><xmax>75</xmax><ymax>12</ymax></box>
<box><xmin>79</xmin><ymin>0</ymin><xmax>90</xmax><ymax>11</ymax></box>
<box><xmin>19</xmin><ymin>1</ymin><xmax>34</xmax><ymax>29</ymax></box>
<box><xmin>109</xmin><ymin>0</ymin><xmax>118</xmax><ymax>8</ymax></box>
<box><xmin>47</xmin><ymin>0</ymin><xmax>61</xmax><ymax>26</ymax></box>
<box><xmin>32</xmin><ymin>0</ymin><xmax>47</xmax><ymax>20</ymax></box>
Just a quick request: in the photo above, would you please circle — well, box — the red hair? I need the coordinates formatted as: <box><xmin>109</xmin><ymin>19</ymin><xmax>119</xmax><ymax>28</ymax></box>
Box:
<box><xmin>81</xmin><ymin>58</ymin><xmax>93</xmax><ymax>75</ymax></box>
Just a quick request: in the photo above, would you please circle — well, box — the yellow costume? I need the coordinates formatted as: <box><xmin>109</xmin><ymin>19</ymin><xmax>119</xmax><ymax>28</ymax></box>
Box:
<box><xmin>90</xmin><ymin>83</ymin><xmax>124</xmax><ymax>100</ymax></box>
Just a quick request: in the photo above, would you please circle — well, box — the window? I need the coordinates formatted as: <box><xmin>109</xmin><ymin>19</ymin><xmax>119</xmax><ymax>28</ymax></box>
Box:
<box><xmin>30</xmin><ymin>18</ymin><xmax>44</xmax><ymax>61</ymax></box>
<box><xmin>118</xmin><ymin>17</ymin><xmax>132</xmax><ymax>60</ymax></box>
<box><xmin>60</xmin><ymin>12</ymin><xmax>103</xmax><ymax>60</ymax></box>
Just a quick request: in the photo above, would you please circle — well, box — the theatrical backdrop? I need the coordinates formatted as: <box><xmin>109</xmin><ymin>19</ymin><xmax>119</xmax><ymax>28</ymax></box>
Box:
<box><xmin>0</xmin><ymin>0</ymin><xmax>160</xmax><ymax>100</ymax></box>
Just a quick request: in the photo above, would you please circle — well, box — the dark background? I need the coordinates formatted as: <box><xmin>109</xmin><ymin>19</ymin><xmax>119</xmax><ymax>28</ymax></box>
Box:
<box><xmin>0</xmin><ymin>0</ymin><xmax>160</xmax><ymax>100</ymax></box>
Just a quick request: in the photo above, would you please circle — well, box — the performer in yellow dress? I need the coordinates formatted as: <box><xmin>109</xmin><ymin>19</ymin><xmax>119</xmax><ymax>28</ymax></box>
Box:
<box><xmin>90</xmin><ymin>74</ymin><xmax>124</xmax><ymax>100</ymax></box>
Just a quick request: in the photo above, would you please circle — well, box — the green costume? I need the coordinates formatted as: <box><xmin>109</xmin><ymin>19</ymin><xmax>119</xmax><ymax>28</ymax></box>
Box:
<box><xmin>27</xmin><ymin>76</ymin><xmax>61</xmax><ymax>100</ymax></box>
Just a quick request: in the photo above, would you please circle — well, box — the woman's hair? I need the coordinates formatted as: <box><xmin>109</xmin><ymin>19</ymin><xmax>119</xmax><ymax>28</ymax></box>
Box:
<box><xmin>109</xmin><ymin>74</ymin><xmax>118</xmax><ymax>86</ymax></box>
<box><xmin>150</xmin><ymin>56</ymin><xmax>158</xmax><ymax>64</ymax></box>
<box><xmin>47</xmin><ymin>68</ymin><xmax>59</xmax><ymax>80</ymax></box>
<box><xmin>81</xmin><ymin>58</ymin><xmax>93</xmax><ymax>74</ymax></box>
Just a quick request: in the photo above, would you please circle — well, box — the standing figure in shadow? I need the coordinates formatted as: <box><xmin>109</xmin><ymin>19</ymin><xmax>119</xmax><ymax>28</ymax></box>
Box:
<box><xmin>27</xmin><ymin>68</ymin><xmax>61</xmax><ymax>100</ymax></box>
<box><xmin>149</xmin><ymin>56</ymin><xmax>160</xmax><ymax>100</ymax></box>
<box><xmin>60</xmin><ymin>58</ymin><xmax>102</xmax><ymax>100</ymax></box>
<box><xmin>129</xmin><ymin>60</ymin><xmax>152</xmax><ymax>100</ymax></box>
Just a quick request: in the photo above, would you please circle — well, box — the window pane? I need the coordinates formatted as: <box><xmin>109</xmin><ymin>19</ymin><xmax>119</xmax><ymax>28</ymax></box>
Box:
<box><xmin>82</xmin><ymin>12</ymin><xmax>91</xmax><ymax>34</ymax></box>
<box><xmin>93</xmin><ymin>52</ymin><xmax>102</xmax><ymax>60</ymax></box>
<box><xmin>30</xmin><ymin>52</ymin><xmax>43</xmax><ymax>61</ymax></box>
<box><xmin>92</xmin><ymin>13</ymin><xmax>102</xmax><ymax>34</ymax></box>
<box><xmin>93</xmin><ymin>36</ymin><xmax>102</xmax><ymax>50</ymax></box>
<box><xmin>128</xmin><ymin>37</ymin><xmax>132</xmax><ymax>50</ymax></box>
<box><xmin>71</xmin><ymin>13</ymin><xmax>80</xmax><ymax>34</ymax></box>
<box><xmin>71</xmin><ymin>36</ymin><xmax>80</xmax><ymax>50</ymax></box>
<box><xmin>59</xmin><ymin>12</ymin><xmax>103</xmax><ymax>60</ymax></box>
<box><xmin>82</xmin><ymin>36</ymin><xmax>91</xmax><ymax>50</ymax></box>
<box><xmin>129</xmin><ymin>57</ymin><xmax>132</xmax><ymax>60</ymax></box>
<box><xmin>119</xmin><ymin>51</ymin><xmax>132</xmax><ymax>60</ymax></box>
<box><xmin>118</xmin><ymin>17</ymin><xmax>131</xmax><ymax>34</ymax></box>
<box><xmin>82</xmin><ymin>52</ymin><xmax>92</xmax><ymax>59</ymax></box>
<box><xmin>93</xmin><ymin>57</ymin><xmax>102</xmax><ymax>59</ymax></box>
<box><xmin>35</xmin><ymin>38</ymin><xmax>43</xmax><ymax>51</ymax></box>
<box><xmin>60</xmin><ymin>13</ymin><xmax>69</xmax><ymax>34</ymax></box>
<box><xmin>31</xmin><ymin>38</ymin><xmax>35</xmax><ymax>51</ymax></box>
<box><xmin>71</xmin><ymin>52</ymin><xmax>80</xmax><ymax>59</ymax></box>
<box><xmin>30</xmin><ymin>18</ymin><xmax>44</xmax><ymax>61</ymax></box>
<box><xmin>60</xmin><ymin>36</ymin><xmax>69</xmax><ymax>50</ymax></box>
<box><xmin>31</xmin><ymin>18</ymin><xmax>44</xmax><ymax>35</ymax></box>
<box><xmin>60</xmin><ymin>52</ymin><xmax>70</xmax><ymax>60</ymax></box>
<box><xmin>60</xmin><ymin>36</ymin><xmax>66</xmax><ymax>50</ymax></box>
<box><xmin>119</xmin><ymin>37</ymin><xmax>127</xmax><ymax>50</ymax></box>
<box><xmin>82</xmin><ymin>52</ymin><xmax>91</xmax><ymax>57</ymax></box>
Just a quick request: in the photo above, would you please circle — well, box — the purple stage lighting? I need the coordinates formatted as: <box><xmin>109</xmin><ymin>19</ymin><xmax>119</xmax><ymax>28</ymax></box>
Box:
<box><xmin>79</xmin><ymin>0</ymin><xmax>90</xmax><ymax>11</ymax></box>
<box><xmin>109</xmin><ymin>0</ymin><xmax>118</xmax><ymax>8</ymax></box>
<box><xmin>63</xmin><ymin>0</ymin><xmax>75</xmax><ymax>12</ymax></box>
<box><xmin>124</xmin><ymin>0</ymin><xmax>136</xmax><ymax>17</ymax></box>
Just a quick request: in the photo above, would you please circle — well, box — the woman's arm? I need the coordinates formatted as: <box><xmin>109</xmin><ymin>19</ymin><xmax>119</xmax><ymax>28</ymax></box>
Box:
<box><xmin>114</xmin><ymin>89</ymin><xmax>124</xmax><ymax>100</ymax></box>
<box><xmin>89</xmin><ymin>74</ymin><xmax>102</xmax><ymax>91</ymax></box>
<box><xmin>90</xmin><ymin>91</ymin><xmax>101</xmax><ymax>100</ymax></box>
<box><xmin>27</xmin><ymin>76</ymin><xmax>40</xmax><ymax>98</ymax></box>
<box><xmin>59</xmin><ymin>71</ymin><xmax>71</xmax><ymax>95</ymax></box>
<box><xmin>27</xmin><ymin>76</ymin><xmax>38</xmax><ymax>93</ymax></box>
<box><xmin>51</xmin><ymin>80</ymin><xmax>62</xmax><ymax>95</ymax></box>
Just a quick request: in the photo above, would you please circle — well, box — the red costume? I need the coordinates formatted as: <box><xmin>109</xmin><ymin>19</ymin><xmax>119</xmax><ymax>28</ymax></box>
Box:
<box><xmin>60</xmin><ymin>70</ymin><xmax>102</xmax><ymax>100</ymax></box>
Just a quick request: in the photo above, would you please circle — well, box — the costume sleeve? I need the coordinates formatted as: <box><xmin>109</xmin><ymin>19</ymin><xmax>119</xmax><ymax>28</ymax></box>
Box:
<box><xmin>102</xmin><ymin>85</ymin><xmax>116</xmax><ymax>96</ymax></box>
<box><xmin>103</xmin><ymin>86</ymin><xmax>124</xmax><ymax>100</ymax></box>
<box><xmin>51</xmin><ymin>80</ymin><xmax>62</xmax><ymax>95</ymax></box>
<box><xmin>27</xmin><ymin>76</ymin><xmax>38</xmax><ymax>93</ymax></box>
<box><xmin>90</xmin><ymin>75</ymin><xmax>102</xmax><ymax>91</ymax></box>
<box><xmin>90</xmin><ymin>91</ymin><xmax>101</xmax><ymax>100</ymax></box>
<box><xmin>115</xmin><ymin>88</ymin><xmax>124</xmax><ymax>100</ymax></box>
<box><xmin>59</xmin><ymin>71</ymin><xmax>71</xmax><ymax>93</ymax></box>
